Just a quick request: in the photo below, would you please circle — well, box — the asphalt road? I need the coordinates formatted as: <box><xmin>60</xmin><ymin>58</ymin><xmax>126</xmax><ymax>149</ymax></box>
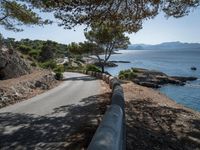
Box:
<box><xmin>0</xmin><ymin>72</ymin><xmax>102</xmax><ymax>149</ymax></box>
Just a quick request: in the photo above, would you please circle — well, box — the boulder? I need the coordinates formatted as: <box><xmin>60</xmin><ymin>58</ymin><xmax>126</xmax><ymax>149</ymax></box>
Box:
<box><xmin>0</xmin><ymin>48</ymin><xmax>31</xmax><ymax>80</ymax></box>
<box><xmin>191</xmin><ymin>67</ymin><xmax>197</xmax><ymax>71</ymax></box>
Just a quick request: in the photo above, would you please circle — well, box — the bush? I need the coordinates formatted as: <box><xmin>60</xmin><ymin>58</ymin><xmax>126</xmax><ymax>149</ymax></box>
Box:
<box><xmin>53</xmin><ymin>65</ymin><xmax>65</xmax><ymax>73</ymax></box>
<box><xmin>18</xmin><ymin>45</ymin><xmax>32</xmax><ymax>54</ymax></box>
<box><xmin>85</xmin><ymin>64</ymin><xmax>101</xmax><ymax>72</ymax></box>
<box><xmin>132</xmin><ymin>68</ymin><xmax>139</xmax><ymax>73</ymax></box>
<box><xmin>119</xmin><ymin>69</ymin><xmax>137</xmax><ymax>80</ymax></box>
<box><xmin>39</xmin><ymin>60</ymin><xmax>57</xmax><ymax>69</ymax></box>
<box><xmin>28</xmin><ymin>49</ymin><xmax>40</xmax><ymax>59</ymax></box>
<box><xmin>128</xmin><ymin>71</ymin><xmax>137</xmax><ymax>79</ymax></box>
<box><xmin>54</xmin><ymin>72</ymin><xmax>63</xmax><ymax>80</ymax></box>
<box><xmin>31</xmin><ymin>62</ymin><xmax>37</xmax><ymax>67</ymax></box>
<box><xmin>64</xmin><ymin>66</ymin><xmax>83</xmax><ymax>72</ymax></box>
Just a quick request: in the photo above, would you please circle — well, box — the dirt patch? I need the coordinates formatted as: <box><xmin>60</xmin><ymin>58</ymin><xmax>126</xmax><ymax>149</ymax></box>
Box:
<box><xmin>0</xmin><ymin>69</ymin><xmax>60</xmax><ymax>108</ymax></box>
<box><xmin>123</xmin><ymin>82</ymin><xmax>200</xmax><ymax>150</ymax></box>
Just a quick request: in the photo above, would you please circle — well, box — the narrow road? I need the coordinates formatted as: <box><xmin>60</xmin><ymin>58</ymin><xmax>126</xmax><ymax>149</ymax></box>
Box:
<box><xmin>0</xmin><ymin>72</ymin><xmax>106</xmax><ymax>149</ymax></box>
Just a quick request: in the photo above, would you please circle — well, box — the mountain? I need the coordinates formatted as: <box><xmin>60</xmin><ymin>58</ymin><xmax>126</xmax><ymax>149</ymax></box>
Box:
<box><xmin>127</xmin><ymin>42</ymin><xmax>200</xmax><ymax>50</ymax></box>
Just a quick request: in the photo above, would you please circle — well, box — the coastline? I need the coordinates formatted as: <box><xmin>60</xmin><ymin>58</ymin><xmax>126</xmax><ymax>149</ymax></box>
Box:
<box><xmin>123</xmin><ymin>81</ymin><xmax>200</xmax><ymax>149</ymax></box>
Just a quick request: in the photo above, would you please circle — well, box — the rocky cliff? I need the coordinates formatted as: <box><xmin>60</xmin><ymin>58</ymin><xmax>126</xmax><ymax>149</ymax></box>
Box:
<box><xmin>0</xmin><ymin>47</ymin><xmax>31</xmax><ymax>80</ymax></box>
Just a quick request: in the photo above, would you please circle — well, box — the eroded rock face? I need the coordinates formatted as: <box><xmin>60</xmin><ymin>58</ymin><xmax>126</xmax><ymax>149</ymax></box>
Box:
<box><xmin>0</xmin><ymin>47</ymin><xmax>31</xmax><ymax>80</ymax></box>
<box><xmin>0</xmin><ymin>71</ymin><xmax>58</xmax><ymax>108</ymax></box>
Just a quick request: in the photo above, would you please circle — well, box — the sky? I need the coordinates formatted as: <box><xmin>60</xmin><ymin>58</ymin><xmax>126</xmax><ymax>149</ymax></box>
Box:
<box><xmin>1</xmin><ymin>7</ymin><xmax>200</xmax><ymax>45</ymax></box>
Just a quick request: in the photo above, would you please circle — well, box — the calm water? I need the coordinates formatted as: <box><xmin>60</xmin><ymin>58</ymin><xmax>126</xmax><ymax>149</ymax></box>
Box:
<box><xmin>104</xmin><ymin>49</ymin><xmax>200</xmax><ymax>111</ymax></box>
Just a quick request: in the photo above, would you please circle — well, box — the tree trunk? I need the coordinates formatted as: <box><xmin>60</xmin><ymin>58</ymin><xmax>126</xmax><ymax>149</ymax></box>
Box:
<box><xmin>101</xmin><ymin>64</ymin><xmax>104</xmax><ymax>73</ymax></box>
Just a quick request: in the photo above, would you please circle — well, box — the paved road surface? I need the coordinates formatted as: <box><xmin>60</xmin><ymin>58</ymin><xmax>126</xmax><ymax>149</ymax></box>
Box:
<box><xmin>0</xmin><ymin>72</ymin><xmax>103</xmax><ymax>149</ymax></box>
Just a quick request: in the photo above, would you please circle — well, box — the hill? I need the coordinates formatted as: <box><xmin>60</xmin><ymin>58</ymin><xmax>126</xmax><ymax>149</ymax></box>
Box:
<box><xmin>127</xmin><ymin>41</ymin><xmax>200</xmax><ymax>50</ymax></box>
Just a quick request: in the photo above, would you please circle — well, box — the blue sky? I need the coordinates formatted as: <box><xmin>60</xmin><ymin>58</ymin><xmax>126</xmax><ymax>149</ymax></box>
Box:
<box><xmin>1</xmin><ymin>7</ymin><xmax>200</xmax><ymax>45</ymax></box>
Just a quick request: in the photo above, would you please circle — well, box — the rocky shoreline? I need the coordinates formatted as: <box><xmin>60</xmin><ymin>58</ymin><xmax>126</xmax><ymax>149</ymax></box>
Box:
<box><xmin>119</xmin><ymin>68</ymin><xmax>197</xmax><ymax>88</ymax></box>
<box><xmin>83</xmin><ymin>56</ymin><xmax>130</xmax><ymax>67</ymax></box>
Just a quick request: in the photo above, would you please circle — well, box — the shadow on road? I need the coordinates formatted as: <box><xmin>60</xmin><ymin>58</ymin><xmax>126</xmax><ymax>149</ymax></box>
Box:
<box><xmin>0</xmin><ymin>93</ymin><xmax>111</xmax><ymax>150</ymax></box>
<box><xmin>62</xmin><ymin>75</ymin><xmax>97</xmax><ymax>82</ymax></box>
<box><xmin>126</xmin><ymin>98</ymin><xmax>200</xmax><ymax>150</ymax></box>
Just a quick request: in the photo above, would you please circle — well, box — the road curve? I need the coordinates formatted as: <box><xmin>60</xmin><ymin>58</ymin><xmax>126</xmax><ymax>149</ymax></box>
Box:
<box><xmin>0</xmin><ymin>72</ymin><xmax>103</xmax><ymax>149</ymax></box>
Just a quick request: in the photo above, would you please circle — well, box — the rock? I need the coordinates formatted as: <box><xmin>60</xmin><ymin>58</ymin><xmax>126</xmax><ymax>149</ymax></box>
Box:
<box><xmin>191</xmin><ymin>67</ymin><xmax>197</xmax><ymax>71</ymax></box>
<box><xmin>138</xmin><ymin>82</ymin><xmax>161</xmax><ymax>88</ymax></box>
<box><xmin>121</xmin><ymin>68</ymin><xmax>197</xmax><ymax>88</ymax></box>
<box><xmin>0</xmin><ymin>47</ymin><xmax>31</xmax><ymax>80</ymax></box>
<box><xmin>110</xmin><ymin>60</ymin><xmax>131</xmax><ymax>63</ymax></box>
<box><xmin>0</xmin><ymin>70</ymin><xmax>58</xmax><ymax>108</ymax></box>
<box><xmin>172</xmin><ymin>76</ymin><xmax>197</xmax><ymax>82</ymax></box>
<box><xmin>95</xmin><ymin>61</ymin><xmax>118</xmax><ymax>67</ymax></box>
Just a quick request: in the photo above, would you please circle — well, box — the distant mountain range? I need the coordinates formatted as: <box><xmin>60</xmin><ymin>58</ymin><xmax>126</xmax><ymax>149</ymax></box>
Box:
<box><xmin>127</xmin><ymin>42</ymin><xmax>200</xmax><ymax>50</ymax></box>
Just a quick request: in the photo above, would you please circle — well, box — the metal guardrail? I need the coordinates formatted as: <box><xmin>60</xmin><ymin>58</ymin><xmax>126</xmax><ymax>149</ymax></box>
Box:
<box><xmin>80</xmin><ymin>71</ymin><xmax>125</xmax><ymax>150</ymax></box>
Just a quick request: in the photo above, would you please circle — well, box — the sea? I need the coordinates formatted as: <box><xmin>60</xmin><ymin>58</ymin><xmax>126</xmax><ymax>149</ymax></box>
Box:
<box><xmin>104</xmin><ymin>49</ymin><xmax>200</xmax><ymax>112</ymax></box>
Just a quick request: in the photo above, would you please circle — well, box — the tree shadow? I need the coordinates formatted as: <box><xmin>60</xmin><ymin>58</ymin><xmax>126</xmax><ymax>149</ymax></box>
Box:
<box><xmin>0</xmin><ymin>92</ymin><xmax>111</xmax><ymax>150</ymax></box>
<box><xmin>126</xmin><ymin>98</ymin><xmax>200</xmax><ymax>150</ymax></box>
<box><xmin>62</xmin><ymin>76</ymin><xmax>97</xmax><ymax>81</ymax></box>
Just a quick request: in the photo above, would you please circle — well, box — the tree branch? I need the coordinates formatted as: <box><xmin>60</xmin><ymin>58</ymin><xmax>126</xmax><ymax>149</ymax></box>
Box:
<box><xmin>0</xmin><ymin>15</ymin><xmax>8</xmax><ymax>22</ymax></box>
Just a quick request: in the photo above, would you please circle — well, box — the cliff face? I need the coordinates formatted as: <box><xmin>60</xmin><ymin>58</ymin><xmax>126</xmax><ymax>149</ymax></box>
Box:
<box><xmin>0</xmin><ymin>47</ymin><xmax>31</xmax><ymax>80</ymax></box>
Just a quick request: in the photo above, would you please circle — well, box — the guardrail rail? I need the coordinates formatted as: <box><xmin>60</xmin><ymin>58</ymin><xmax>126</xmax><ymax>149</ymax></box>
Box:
<box><xmin>78</xmin><ymin>71</ymin><xmax>126</xmax><ymax>150</ymax></box>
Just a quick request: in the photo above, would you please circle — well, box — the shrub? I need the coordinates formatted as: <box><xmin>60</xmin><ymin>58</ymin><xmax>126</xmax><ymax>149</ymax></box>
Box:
<box><xmin>27</xmin><ymin>56</ymin><xmax>34</xmax><ymax>61</ymax></box>
<box><xmin>39</xmin><ymin>60</ymin><xmax>57</xmax><ymax>69</ymax></box>
<box><xmin>128</xmin><ymin>71</ymin><xmax>137</xmax><ymax>79</ymax></box>
<box><xmin>54</xmin><ymin>72</ymin><xmax>63</xmax><ymax>80</ymax></box>
<box><xmin>132</xmin><ymin>68</ymin><xmax>139</xmax><ymax>73</ymax></box>
<box><xmin>28</xmin><ymin>49</ymin><xmax>40</xmax><ymax>59</ymax></box>
<box><xmin>64</xmin><ymin>66</ymin><xmax>83</xmax><ymax>72</ymax></box>
<box><xmin>18</xmin><ymin>45</ymin><xmax>32</xmax><ymax>54</ymax></box>
<box><xmin>53</xmin><ymin>65</ymin><xmax>65</xmax><ymax>73</ymax></box>
<box><xmin>85</xmin><ymin>64</ymin><xmax>101</xmax><ymax>72</ymax></box>
<box><xmin>119</xmin><ymin>69</ymin><xmax>137</xmax><ymax>80</ymax></box>
<box><xmin>31</xmin><ymin>62</ymin><xmax>37</xmax><ymax>67</ymax></box>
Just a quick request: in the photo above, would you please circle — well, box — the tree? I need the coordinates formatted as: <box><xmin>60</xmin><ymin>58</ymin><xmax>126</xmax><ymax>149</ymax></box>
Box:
<box><xmin>0</xmin><ymin>33</ymin><xmax>3</xmax><ymax>49</ymax></box>
<box><xmin>0</xmin><ymin>0</ymin><xmax>50</xmax><ymax>32</ymax></box>
<box><xmin>39</xmin><ymin>41</ymin><xmax>55</xmax><ymax>62</ymax></box>
<box><xmin>67</xmin><ymin>42</ymin><xmax>82</xmax><ymax>55</ymax></box>
<box><xmin>85</xmin><ymin>25</ymin><xmax>130</xmax><ymax>72</ymax></box>
<box><xmin>30</xmin><ymin>0</ymin><xmax>200</xmax><ymax>33</ymax></box>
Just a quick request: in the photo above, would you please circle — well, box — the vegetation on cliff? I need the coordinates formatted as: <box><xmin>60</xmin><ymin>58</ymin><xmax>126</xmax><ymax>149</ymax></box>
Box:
<box><xmin>119</xmin><ymin>68</ymin><xmax>197</xmax><ymax>88</ymax></box>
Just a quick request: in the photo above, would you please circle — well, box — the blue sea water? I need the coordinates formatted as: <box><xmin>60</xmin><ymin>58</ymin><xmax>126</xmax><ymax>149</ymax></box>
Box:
<box><xmin>104</xmin><ymin>49</ymin><xmax>200</xmax><ymax>111</ymax></box>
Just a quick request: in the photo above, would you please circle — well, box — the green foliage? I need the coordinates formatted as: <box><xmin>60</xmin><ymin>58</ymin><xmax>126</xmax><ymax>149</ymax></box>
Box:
<box><xmin>67</xmin><ymin>42</ymin><xmax>81</xmax><ymax>55</ymax></box>
<box><xmin>39</xmin><ymin>60</ymin><xmax>57</xmax><ymax>69</ymax></box>
<box><xmin>65</xmin><ymin>65</ymin><xmax>83</xmax><ymax>71</ymax></box>
<box><xmin>28</xmin><ymin>49</ymin><xmax>40</xmax><ymax>59</ymax></box>
<box><xmin>0</xmin><ymin>0</ymin><xmax>50</xmax><ymax>32</ymax></box>
<box><xmin>39</xmin><ymin>41</ymin><xmax>55</xmax><ymax>62</ymax></box>
<box><xmin>18</xmin><ymin>45</ymin><xmax>32</xmax><ymax>54</ymax></box>
<box><xmin>32</xmin><ymin>0</ymin><xmax>200</xmax><ymax>33</ymax></box>
<box><xmin>54</xmin><ymin>72</ymin><xmax>63</xmax><ymax>80</ymax></box>
<box><xmin>132</xmin><ymin>68</ymin><xmax>139</xmax><ymax>73</ymax></box>
<box><xmin>30</xmin><ymin>62</ymin><xmax>37</xmax><ymax>67</ymax></box>
<box><xmin>15</xmin><ymin>39</ymin><xmax>67</xmax><ymax>61</ymax></box>
<box><xmin>84</xmin><ymin>24</ymin><xmax>130</xmax><ymax>72</ymax></box>
<box><xmin>85</xmin><ymin>64</ymin><xmax>101</xmax><ymax>72</ymax></box>
<box><xmin>119</xmin><ymin>69</ymin><xmax>137</xmax><ymax>80</ymax></box>
<box><xmin>53</xmin><ymin>65</ymin><xmax>65</xmax><ymax>73</ymax></box>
